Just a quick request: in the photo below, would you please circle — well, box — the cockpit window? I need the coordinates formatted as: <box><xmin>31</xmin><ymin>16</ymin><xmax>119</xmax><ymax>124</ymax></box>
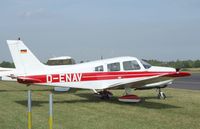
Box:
<box><xmin>107</xmin><ymin>62</ymin><xmax>120</xmax><ymax>71</ymax></box>
<box><xmin>140</xmin><ymin>59</ymin><xmax>152</xmax><ymax>69</ymax></box>
<box><xmin>123</xmin><ymin>60</ymin><xmax>140</xmax><ymax>70</ymax></box>
<box><xmin>95</xmin><ymin>65</ymin><xmax>104</xmax><ymax>71</ymax></box>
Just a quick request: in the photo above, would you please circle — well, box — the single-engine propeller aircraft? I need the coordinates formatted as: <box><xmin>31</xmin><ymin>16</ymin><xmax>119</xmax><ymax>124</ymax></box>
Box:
<box><xmin>0</xmin><ymin>67</ymin><xmax>16</xmax><ymax>81</ymax></box>
<box><xmin>6</xmin><ymin>40</ymin><xmax>190</xmax><ymax>102</ymax></box>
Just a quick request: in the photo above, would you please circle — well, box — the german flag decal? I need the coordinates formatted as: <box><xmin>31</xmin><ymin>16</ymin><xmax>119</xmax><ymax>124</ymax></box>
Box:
<box><xmin>20</xmin><ymin>49</ymin><xmax>27</xmax><ymax>54</ymax></box>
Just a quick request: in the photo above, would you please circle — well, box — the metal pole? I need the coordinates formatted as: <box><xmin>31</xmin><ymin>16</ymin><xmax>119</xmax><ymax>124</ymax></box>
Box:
<box><xmin>49</xmin><ymin>93</ymin><xmax>53</xmax><ymax>129</ymax></box>
<box><xmin>28</xmin><ymin>90</ymin><xmax>32</xmax><ymax>129</ymax></box>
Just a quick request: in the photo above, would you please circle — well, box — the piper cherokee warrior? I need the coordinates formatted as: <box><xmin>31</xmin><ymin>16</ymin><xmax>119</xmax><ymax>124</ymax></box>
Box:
<box><xmin>6</xmin><ymin>40</ymin><xmax>190</xmax><ymax>102</ymax></box>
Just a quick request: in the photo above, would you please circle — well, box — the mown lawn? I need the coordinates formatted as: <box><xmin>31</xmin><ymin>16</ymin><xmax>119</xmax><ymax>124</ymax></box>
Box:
<box><xmin>0</xmin><ymin>82</ymin><xmax>199</xmax><ymax>129</ymax></box>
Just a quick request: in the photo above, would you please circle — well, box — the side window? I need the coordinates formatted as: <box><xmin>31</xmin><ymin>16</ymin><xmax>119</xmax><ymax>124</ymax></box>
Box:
<box><xmin>95</xmin><ymin>65</ymin><xmax>104</xmax><ymax>71</ymax></box>
<box><xmin>123</xmin><ymin>60</ymin><xmax>141</xmax><ymax>70</ymax></box>
<box><xmin>107</xmin><ymin>62</ymin><xmax>120</xmax><ymax>71</ymax></box>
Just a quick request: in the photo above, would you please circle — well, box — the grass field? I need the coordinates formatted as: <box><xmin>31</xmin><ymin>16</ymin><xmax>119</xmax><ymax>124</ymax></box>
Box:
<box><xmin>0</xmin><ymin>82</ymin><xmax>200</xmax><ymax>129</ymax></box>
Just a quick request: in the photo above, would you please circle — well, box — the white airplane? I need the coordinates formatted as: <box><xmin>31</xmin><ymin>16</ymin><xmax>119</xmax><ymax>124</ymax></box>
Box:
<box><xmin>6</xmin><ymin>40</ymin><xmax>190</xmax><ymax>102</ymax></box>
<box><xmin>0</xmin><ymin>67</ymin><xmax>16</xmax><ymax>81</ymax></box>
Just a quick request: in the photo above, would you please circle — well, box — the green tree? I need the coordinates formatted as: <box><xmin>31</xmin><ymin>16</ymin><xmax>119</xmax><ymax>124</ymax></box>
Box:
<box><xmin>194</xmin><ymin>60</ymin><xmax>200</xmax><ymax>68</ymax></box>
<box><xmin>0</xmin><ymin>61</ymin><xmax>15</xmax><ymax>68</ymax></box>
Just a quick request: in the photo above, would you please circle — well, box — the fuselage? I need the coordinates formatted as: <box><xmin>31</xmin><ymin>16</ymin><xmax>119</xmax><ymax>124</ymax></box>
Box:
<box><xmin>17</xmin><ymin>56</ymin><xmax>190</xmax><ymax>90</ymax></box>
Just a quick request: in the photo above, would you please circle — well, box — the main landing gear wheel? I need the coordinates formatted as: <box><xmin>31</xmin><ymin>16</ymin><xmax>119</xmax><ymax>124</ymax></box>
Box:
<box><xmin>95</xmin><ymin>90</ymin><xmax>113</xmax><ymax>99</ymax></box>
<box><xmin>157</xmin><ymin>88</ymin><xmax>166</xmax><ymax>99</ymax></box>
<box><xmin>118</xmin><ymin>87</ymin><xmax>141</xmax><ymax>103</ymax></box>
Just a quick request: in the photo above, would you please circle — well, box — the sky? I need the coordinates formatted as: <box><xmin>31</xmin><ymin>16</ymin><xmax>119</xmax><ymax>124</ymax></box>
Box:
<box><xmin>0</xmin><ymin>0</ymin><xmax>200</xmax><ymax>62</ymax></box>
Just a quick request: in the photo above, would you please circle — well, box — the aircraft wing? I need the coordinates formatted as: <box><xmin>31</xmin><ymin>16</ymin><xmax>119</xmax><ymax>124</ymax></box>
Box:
<box><xmin>106</xmin><ymin>72</ymin><xmax>189</xmax><ymax>90</ymax></box>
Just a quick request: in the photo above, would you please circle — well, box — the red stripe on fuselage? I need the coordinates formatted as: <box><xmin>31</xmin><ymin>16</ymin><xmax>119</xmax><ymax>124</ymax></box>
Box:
<box><xmin>17</xmin><ymin>71</ymin><xmax>177</xmax><ymax>84</ymax></box>
<box><xmin>81</xmin><ymin>72</ymin><xmax>162</xmax><ymax>81</ymax></box>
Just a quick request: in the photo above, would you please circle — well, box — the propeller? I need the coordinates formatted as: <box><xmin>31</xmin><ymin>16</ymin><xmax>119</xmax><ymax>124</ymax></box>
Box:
<box><xmin>176</xmin><ymin>68</ymin><xmax>181</xmax><ymax>72</ymax></box>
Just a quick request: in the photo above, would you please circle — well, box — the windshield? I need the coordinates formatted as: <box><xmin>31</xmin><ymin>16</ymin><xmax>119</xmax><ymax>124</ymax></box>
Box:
<box><xmin>140</xmin><ymin>59</ymin><xmax>152</xmax><ymax>69</ymax></box>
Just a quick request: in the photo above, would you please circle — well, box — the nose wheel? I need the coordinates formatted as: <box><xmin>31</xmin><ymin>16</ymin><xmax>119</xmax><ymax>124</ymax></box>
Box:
<box><xmin>157</xmin><ymin>88</ymin><xmax>166</xmax><ymax>99</ymax></box>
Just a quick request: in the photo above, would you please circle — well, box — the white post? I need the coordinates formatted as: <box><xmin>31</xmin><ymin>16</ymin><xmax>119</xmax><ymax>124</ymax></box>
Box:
<box><xmin>28</xmin><ymin>90</ymin><xmax>32</xmax><ymax>129</ymax></box>
<box><xmin>49</xmin><ymin>93</ymin><xmax>53</xmax><ymax>129</ymax></box>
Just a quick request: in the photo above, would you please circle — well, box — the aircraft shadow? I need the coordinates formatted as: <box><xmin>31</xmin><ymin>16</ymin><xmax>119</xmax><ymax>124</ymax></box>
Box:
<box><xmin>15</xmin><ymin>93</ymin><xmax>181</xmax><ymax>109</ymax></box>
<box><xmin>75</xmin><ymin>93</ymin><xmax>181</xmax><ymax>109</ymax></box>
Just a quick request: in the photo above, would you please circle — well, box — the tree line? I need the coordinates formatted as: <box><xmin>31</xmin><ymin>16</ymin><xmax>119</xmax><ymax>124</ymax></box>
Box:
<box><xmin>146</xmin><ymin>59</ymin><xmax>200</xmax><ymax>68</ymax></box>
<box><xmin>1</xmin><ymin>60</ymin><xmax>200</xmax><ymax>68</ymax></box>
<box><xmin>0</xmin><ymin>61</ymin><xmax>15</xmax><ymax>68</ymax></box>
